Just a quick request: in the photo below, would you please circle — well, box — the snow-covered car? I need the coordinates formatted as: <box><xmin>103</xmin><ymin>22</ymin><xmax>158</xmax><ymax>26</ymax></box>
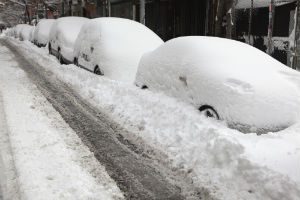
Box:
<box><xmin>33</xmin><ymin>19</ymin><xmax>55</xmax><ymax>47</ymax></box>
<box><xmin>19</xmin><ymin>24</ymin><xmax>34</xmax><ymax>41</ymax></box>
<box><xmin>49</xmin><ymin>17</ymin><xmax>89</xmax><ymax>64</ymax></box>
<box><xmin>14</xmin><ymin>24</ymin><xmax>26</xmax><ymax>39</ymax></box>
<box><xmin>73</xmin><ymin>17</ymin><xmax>163</xmax><ymax>83</ymax></box>
<box><xmin>135</xmin><ymin>36</ymin><xmax>300</xmax><ymax>133</ymax></box>
<box><xmin>29</xmin><ymin>26</ymin><xmax>35</xmax><ymax>43</ymax></box>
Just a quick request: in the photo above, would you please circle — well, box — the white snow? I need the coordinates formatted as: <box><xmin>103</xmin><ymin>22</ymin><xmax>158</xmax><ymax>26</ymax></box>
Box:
<box><xmin>74</xmin><ymin>17</ymin><xmax>163</xmax><ymax>83</ymax></box>
<box><xmin>236</xmin><ymin>0</ymin><xmax>296</xmax><ymax>9</ymax></box>
<box><xmin>33</xmin><ymin>19</ymin><xmax>55</xmax><ymax>45</ymax></box>
<box><xmin>136</xmin><ymin>36</ymin><xmax>300</xmax><ymax>133</ymax></box>
<box><xmin>0</xmin><ymin>43</ymin><xmax>124</xmax><ymax>200</ymax></box>
<box><xmin>49</xmin><ymin>17</ymin><xmax>89</xmax><ymax>61</ymax></box>
<box><xmin>6</xmin><ymin>37</ymin><xmax>300</xmax><ymax>200</ymax></box>
<box><xmin>18</xmin><ymin>24</ymin><xmax>34</xmax><ymax>41</ymax></box>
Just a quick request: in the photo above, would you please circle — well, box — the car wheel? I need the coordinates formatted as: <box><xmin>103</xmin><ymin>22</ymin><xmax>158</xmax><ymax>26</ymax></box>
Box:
<box><xmin>141</xmin><ymin>85</ymin><xmax>148</xmax><ymax>89</ymax></box>
<box><xmin>94</xmin><ymin>66</ymin><xmax>103</xmax><ymax>75</ymax></box>
<box><xmin>74</xmin><ymin>58</ymin><xmax>78</xmax><ymax>66</ymax></box>
<box><xmin>199</xmin><ymin>105</ymin><xmax>219</xmax><ymax>120</ymax></box>
<box><xmin>48</xmin><ymin>44</ymin><xmax>52</xmax><ymax>55</ymax></box>
<box><xmin>58</xmin><ymin>51</ymin><xmax>63</xmax><ymax>64</ymax></box>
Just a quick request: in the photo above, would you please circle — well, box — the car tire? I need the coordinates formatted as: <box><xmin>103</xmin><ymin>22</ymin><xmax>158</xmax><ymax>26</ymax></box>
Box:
<box><xmin>199</xmin><ymin>105</ymin><xmax>219</xmax><ymax>120</ymax></box>
<box><xmin>94</xmin><ymin>66</ymin><xmax>103</xmax><ymax>75</ymax></box>
<box><xmin>74</xmin><ymin>58</ymin><xmax>78</xmax><ymax>66</ymax></box>
<box><xmin>48</xmin><ymin>44</ymin><xmax>52</xmax><ymax>55</ymax></box>
<box><xmin>58</xmin><ymin>50</ymin><xmax>63</xmax><ymax>64</ymax></box>
<box><xmin>141</xmin><ymin>85</ymin><xmax>148</xmax><ymax>89</ymax></box>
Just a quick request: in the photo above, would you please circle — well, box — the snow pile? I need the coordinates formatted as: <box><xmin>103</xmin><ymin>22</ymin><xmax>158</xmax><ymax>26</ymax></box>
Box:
<box><xmin>7</xmin><ymin>37</ymin><xmax>300</xmax><ymax>200</ymax></box>
<box><xmin>136</xmin><ymin>36</ymin><xmax>300</xmax><ymax>133</ymax></box>
<box><xmin>34</xmin><ymin>19</ymin><xmax>55</xmax><ymax>46</ymax></box>
<box><xmin>49</xmin><ymin>17</ymin><xmax>89</xmax><ymax>61</ymax></box>
<box><xmin>236</xmin><ymin>0</ymin><xmax>296</xmax><ymax>9</ymax></box>
<box><xmin>74</xmin><ymin>17</ymin><xmax>163</xmax><ymax>83</ymax></box>
<box><xmin>0</xmin><ymin>44</ymin><xmax>123</xmax><ymax>199</ymax></box>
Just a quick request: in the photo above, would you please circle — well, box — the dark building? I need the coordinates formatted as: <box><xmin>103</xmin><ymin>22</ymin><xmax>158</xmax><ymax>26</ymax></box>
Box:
<box><xmin>60</xmin><ymin>0</ymin><xmax>300</xmax><ymax>69</ymax></box>
<box><xmin>235</xmin><ymin>1</ymin><xmax>297</xmax><ymax>67</ymax></box>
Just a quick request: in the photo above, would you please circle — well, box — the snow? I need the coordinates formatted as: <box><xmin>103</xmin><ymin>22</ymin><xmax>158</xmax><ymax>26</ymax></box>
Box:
<box><xmin>14</xmin><ymin>24</ymin><xmax>26</xmax><ymax>38</ymax></box>
<box><xmin>136</xmin><ymin>36</ymin><xmax>300</xmax><ymax>133</ymax></box>
<box><xmin>74</xmin><ymin>17</ymin><xmax>163</xmax><ymax>83</ymax></box>
<box><xmin>236</xmin><ymin>0</ymin><xmax>296</xmax><ymax>9</ymax></box>
<box><xmin>49</xmin><ymin>17</ymin><xmax>89</xmax><ymax>62</ymax></box>
<box><xmin>33</xmin><ymin>19</ymin><xmax>55</xmax><ymax>46</ymax></box>
<box><xmin>0</xmin><ymin>43</ymin><xmax>124</xmax><ymax>199</ymax></box>
<box><xmin>17</xmin><ymin>24</ymin><xmax>34</xmax><ymax>41</ymax></box>
<box><xmin>6</xmin><ymin>37</ymin><xmax>300</xmax><ymax>200</ymax></box>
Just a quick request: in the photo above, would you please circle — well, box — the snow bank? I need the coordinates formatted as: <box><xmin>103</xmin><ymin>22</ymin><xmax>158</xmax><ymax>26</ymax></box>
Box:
<box><xmin>34</xmin><ymin>19</ymin><xmax>55</xmax><ymax>46</ymax></box>
<box><xmin>49</xmin><ymin>17</ymin><xmax>89</xmax><ymax>61</ymax></box>
<box><xmin>136</xmin><ymin>36</ymin><xmax>300</xmax><ymax>133</ymax></box>
<box><xmin>0</xmin><ymin>44</ymin><xmax>123</xmax><ymax>200</ymax></box>
<box><xmin>74</xmin><ymin>17</ymin><xmax>163</xmax><ymax>83</ymax></box>
<box><xmin>7</xmin><ymin>37</ymin><xmax>300</xmax><ymax>200</ymax></box>
<box><xmin>236</xmin><ymin>0</ymin><xmax>296</xmax><ymax>9</ymax></box>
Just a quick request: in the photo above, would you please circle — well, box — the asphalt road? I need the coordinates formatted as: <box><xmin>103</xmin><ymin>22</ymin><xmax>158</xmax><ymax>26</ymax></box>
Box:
<box><xmin>1</xmin><ymin>40</ymin><xmax>210</xmax><ymax>200</ymax></box>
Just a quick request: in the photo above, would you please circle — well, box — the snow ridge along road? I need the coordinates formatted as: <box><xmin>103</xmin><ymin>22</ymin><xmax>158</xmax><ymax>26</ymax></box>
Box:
<box><xmin>1</xmin><ymin>40</ymin><xmax>191</xmax><ymax>199</ymax></box>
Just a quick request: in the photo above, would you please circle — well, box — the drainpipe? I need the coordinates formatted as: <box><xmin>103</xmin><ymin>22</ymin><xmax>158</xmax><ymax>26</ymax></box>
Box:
<box><xmin>267</xmin><ymin>0</ymin><xmax>275</xmax><ymax>55</ymax></box>
<box><xmin>248</xmin><ymin>0</ymin><xmax>253</xmax><ymax>44</ymax></box>
<box><xmin>140</xmin><ymin>0</ymin><xmax>145</xmax><ymax>24</ymax></box>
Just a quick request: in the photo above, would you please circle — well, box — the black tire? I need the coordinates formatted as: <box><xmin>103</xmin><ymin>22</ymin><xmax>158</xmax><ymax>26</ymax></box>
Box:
<box><xmin>141</xmin><ymin>85</ymin><xmax>148</xmax><ymax>89</ymax></box>
<box><xmin>57</xmin><ymin>48</ymin><xmax>63</xmax><ymax>64</ymax></box>
<box><xmin>48</xmin><ymin>44</ymin><xmax>52</xmax><ymax>55</ymax></box>
<box><xmin>94</xmin><ymin>66</ymin><xmax>103</xmax><ymax>75</ymax></box>
<box><xmin>58</xmin><ymin>53</ymin><xmax>63</xmax><ymax>64</ymax></box>
<box><xmin>199</xmin><ymin>105</ymin><xmax>219</xmax><ymax>120</ymax></box>
<box><xmin>74</xmin><ymin>58</ymin><xmax>78</xmax><ymax>66</ymax></box>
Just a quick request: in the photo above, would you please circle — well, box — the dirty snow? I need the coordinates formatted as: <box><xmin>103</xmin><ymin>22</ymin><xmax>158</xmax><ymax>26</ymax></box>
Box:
<box><xmin>6</xmin><ymin>37</ymin><xmax>300</xmax><ymax>200</ymax></box>
<box><xmin>0</xmin><ymin>43</ymin><xmax>123</xmax><ymax>200</ymax></box>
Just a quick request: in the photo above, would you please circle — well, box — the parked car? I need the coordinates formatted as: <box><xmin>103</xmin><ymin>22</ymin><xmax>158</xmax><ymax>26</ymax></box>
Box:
<box><xmin>135</xmin><ymin>36</ymin><xmax>300</xmax><ymax>133</ymax></box>
<box><xmin>49</xmin><ymin>17</ymin><xmax>89</xmax><ymax>64</ymax></box>
<box><xmin>14</xmin><ymin>24</ymin><xmax>27</xmax><ymax>39</ymax></box>
<box><xmin>73</xmin><ymin>17</ymin><xmax>163</xmax><ymax>83</ymax></box>
<box><xmin>33</xmin><ymin>19</ymin><xmax>55</xmax><ymax>47</ymax></box>
<box><xmin>19</xmin><ymin>24</ymin><xmax>34</xmax><ymax>41</ymax></box>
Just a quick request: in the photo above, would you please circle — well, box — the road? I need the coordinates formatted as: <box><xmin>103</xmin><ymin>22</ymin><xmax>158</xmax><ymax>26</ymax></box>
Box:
<box><xmin>0</xmin><ymin>39</ymin><xmax>202</xmax><ymax>200</ymax></box>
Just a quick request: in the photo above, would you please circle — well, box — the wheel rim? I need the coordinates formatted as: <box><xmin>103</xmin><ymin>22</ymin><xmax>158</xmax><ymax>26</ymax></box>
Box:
<box><xmin>200</xmin><ymin>107</ymin><xmax>219</xmax><ymax>119</ymax></box>
<box><xmin>94</xmin><ymin>67</ymin><xmax>102</xmax><ymax>75</ymax></box>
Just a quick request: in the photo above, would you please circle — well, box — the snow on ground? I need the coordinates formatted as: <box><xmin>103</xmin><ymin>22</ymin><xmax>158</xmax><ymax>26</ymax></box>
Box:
<box><xmin>6</xmin><ymin>37</ymin><xmax>300</xmax><ymax>200</ymax></box>
<box><xmin>0</xmin><ymin>43</ymin><xmax>123</xmax><ymax>199</ymax></box>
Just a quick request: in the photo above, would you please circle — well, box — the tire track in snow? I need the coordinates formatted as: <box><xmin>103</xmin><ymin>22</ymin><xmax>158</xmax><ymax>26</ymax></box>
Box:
<box><xmin>1</xmin><ymin>40</ymin><xmax>185</xmax><ymax>200</ymax></box>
